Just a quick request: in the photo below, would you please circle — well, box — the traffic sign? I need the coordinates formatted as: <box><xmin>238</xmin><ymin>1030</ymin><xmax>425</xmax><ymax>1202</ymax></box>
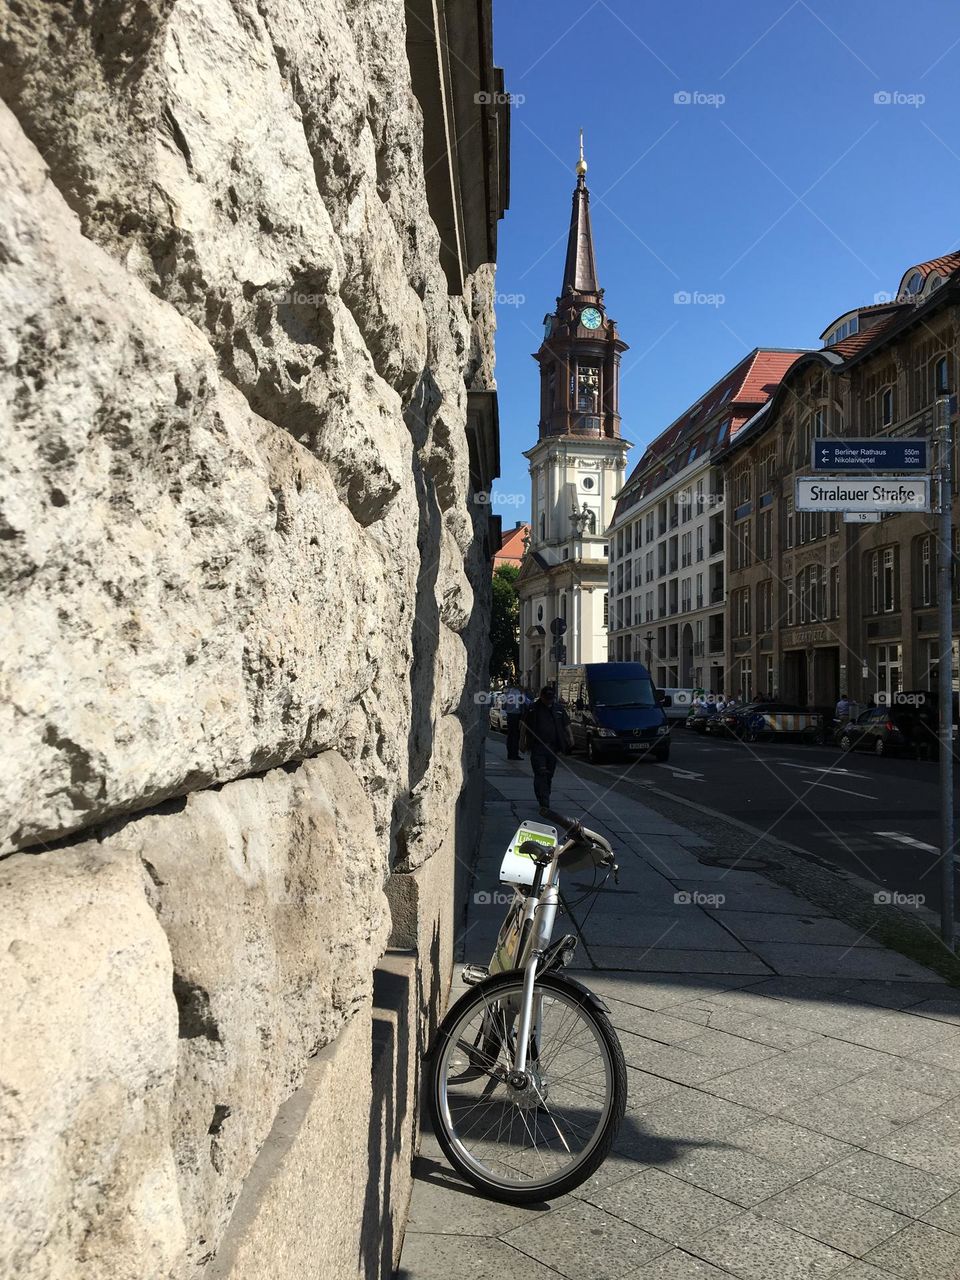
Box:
<box><xmin>550</xmin><ymin>617</ymin><xmax>567</xmax><ymax>637</ymax></box>
<box><xmin>796</xmin><ymin>476</ymin><xmax>930</xmax><ymax>512</ymax></box>
<box><xmin>843</xmin><ymin>512</ymin><xmax>882</xmax><ymax>524</ymax></box>
<box><xmin>811</xmin><ymin>437</ymin><xmax>927</xmax><ymax>472</ymax></box>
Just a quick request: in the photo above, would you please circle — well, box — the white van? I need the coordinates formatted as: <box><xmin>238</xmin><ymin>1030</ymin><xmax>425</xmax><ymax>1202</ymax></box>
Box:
<box><xmin>657</xmin><ymin>688</ymin><xmax>697</xmax><ymax>722</ymax></box>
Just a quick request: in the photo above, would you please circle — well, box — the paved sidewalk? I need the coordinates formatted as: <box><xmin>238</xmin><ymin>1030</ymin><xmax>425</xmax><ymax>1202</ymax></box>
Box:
<box><xmin>396</xmin><ymin>741</ymin><xmax>960</xmax><ymax>1280</ymax></box>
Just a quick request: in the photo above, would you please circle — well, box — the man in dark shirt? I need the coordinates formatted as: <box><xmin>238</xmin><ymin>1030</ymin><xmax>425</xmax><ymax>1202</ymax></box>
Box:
<box><xmin>520</xmin><ymin>685</ymin><xmax>573</xmax><ymax>810</ymax></box>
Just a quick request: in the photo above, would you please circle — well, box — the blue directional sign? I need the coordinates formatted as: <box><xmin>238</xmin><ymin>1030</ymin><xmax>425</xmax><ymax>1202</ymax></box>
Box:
<box><xmin>811</xmin><ymin>437</ymin><xmax>928</xmax><ymax>472</ymax></box>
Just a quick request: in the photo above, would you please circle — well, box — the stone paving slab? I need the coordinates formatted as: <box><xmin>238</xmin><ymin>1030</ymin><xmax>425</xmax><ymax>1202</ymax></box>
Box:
<box><xmin>395</xmin><ymin>743</ymin><xmax>958</xmax><ymax>1280</ymax></box>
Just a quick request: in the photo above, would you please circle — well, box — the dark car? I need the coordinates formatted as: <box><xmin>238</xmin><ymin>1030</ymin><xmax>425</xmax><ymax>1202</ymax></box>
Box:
<box><xmin>557</xmin><ymin>662</ymin><xmax>671</xmax><ymax>764</ymax></box>
<box><xmin>685</xmin><ymin>703</ymin><xmax>719</xmax><ymax>733</ymax></box>
<box><xmin>704</xmin><ymin>699</ymin><xmax>812</xmax><ymax>741</ymax></box>
<box><xmin>835</xmin><ymin>693</ymin><xmax>947</xmax><ymax>758</ymax></box>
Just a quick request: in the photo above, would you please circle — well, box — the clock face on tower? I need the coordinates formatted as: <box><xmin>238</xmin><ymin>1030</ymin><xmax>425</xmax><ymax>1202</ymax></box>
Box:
<box><xmin>580</xmin><ymin>306</ymin><xmax>602</xmax><ymax>330</ymax></box>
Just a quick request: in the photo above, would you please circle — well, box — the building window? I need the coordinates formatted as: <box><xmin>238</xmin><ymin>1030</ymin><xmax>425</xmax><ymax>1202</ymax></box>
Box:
<box><xmin>736</xmin><ymin>588</ymin><xmax>751</xmax><ymax>636</ymax></box>
<box><xmin>757</xmin><ymin>509</ymin><xmax>772</xmax><ymax>561</ymax></box>
<box><xmin>696</xmin><ymin>526</ymin><xmax>704</xmax><ymax>561</ymax></box>
<box><xmin>936</xmin><ymin>355</ymin><xmax>950</xmax><ymax>396</ymax></box>
<box><xmin>786</xmin><ymin>583</ymin><xmax>796</xmax><ymax>626</ymax></box>
<box><xmin>869</xmin><ymin>547</ymin><xmax>897</xmax><ymax>614</ymax></box>
<box><xmin>739</xmin><ymin>658</ymin><xmax>753</xmax><ymax>703</ymax></box>
<box><xmin>733</xmin><ymin>521</ymin><xmax>751</xmax><ymax>570</ymax></box>
<box><xmin>881</xmin><ymin>386</ymin><xmax>894</xmax><ymax>427</ymax></box>
<box><xmin>761</xmin><ymin>654</ymin><xmax>774</xmax><ymax>697</ymax></box>
<box><xmin>756</xmin><ymin>580</ymin><xmax>772</xmax><ymax>633</ymax></box>
<box><xmin>540</xmin><ymin>512</ymin><xmax>546</xmax><ymax>541</ymax></box>
<box><xmin>785</xmin><ymin>497</ymin><xmax>794</xmax><ymax>550</ymax></box>
<box><xmin>830</xmin><ymin>564</ymin><xmax>840</xmax><ymax>619</ymax></box>
<box><xmin>876</xmin><ymin>643</ymin><xmax>902</xmax><ymax>700</ymax></box>
<box><xmin>920</xmin><ymin>535</ymin><xmax>933</xmax><ymax>606</ymax></box>
<box><xmin>603</xmin><ymin>592</ymin><xmax>609</xmax><ymax>627</ymax></box>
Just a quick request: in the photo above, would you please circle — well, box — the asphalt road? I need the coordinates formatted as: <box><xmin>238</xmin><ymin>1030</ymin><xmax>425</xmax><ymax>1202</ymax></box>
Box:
<box><xmin>497</xmin><ymin>721</ymin><xmax>960</xmax><ymax>919</ymax></box>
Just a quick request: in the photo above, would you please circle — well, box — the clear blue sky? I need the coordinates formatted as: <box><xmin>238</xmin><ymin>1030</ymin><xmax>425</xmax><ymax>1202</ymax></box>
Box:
<box><xmin>489</xmin><ymin>0</ymin><xmax>960</xmax><ymax>523</ymax></box>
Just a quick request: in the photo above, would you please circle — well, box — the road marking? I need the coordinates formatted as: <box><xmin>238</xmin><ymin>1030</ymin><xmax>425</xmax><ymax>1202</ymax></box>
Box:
<box><xmin>802</xmin><ymin>782</ymin><xmax>876</xmax><ymax>799</ymax></box>
<box><xmin>876</xmin><ymin>830</ymin><xmax>940</xmax><ymax>854</ymax></box>
<box><xmin>653</xmin><ymin>765</ymin><xmax>704</xmax><ymax>781</ymax></box>
<box><xmin>778</xmin><ymin>763</ymin><xmax>873</xmax><ymax>781</ymax></box>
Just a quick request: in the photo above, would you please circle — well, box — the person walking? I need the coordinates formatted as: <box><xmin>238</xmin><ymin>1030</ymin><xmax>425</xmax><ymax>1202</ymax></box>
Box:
<box><xmin>520</xmin><ymin>685</ymin><xmax>573</xmax><ymax>811</ymax></box>
<box><xmin>835</xmin><ymin>692</ymin><xmax>852</xmax><ymax>722</ymax></box>
<box><xmin>501</xmin><ymin>684</ymin><xmax>527</xmax><ymax>760</ymax></box>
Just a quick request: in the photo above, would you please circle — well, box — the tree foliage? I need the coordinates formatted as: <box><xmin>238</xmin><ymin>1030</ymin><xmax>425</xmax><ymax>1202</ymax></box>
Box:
<box><xmin>490</xmin><ymin>563</ymin><xmax>520</xmax><ymax>681</ymax></box>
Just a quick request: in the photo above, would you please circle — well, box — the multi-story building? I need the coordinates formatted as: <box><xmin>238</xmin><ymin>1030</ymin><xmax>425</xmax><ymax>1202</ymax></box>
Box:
<box><xmin>606</xmin><ymin>350</ymin><xmax>803</xmax><ymax>692</ymax></box>
<box><xmin>720</xmin><ymin>253</ymin><xmax>960</xmax><ymax>708</ymax></box>
<box><xmin>516</xmin><ymin>145</ymin><xmax>630</xmax><ymax>690</ymax></box>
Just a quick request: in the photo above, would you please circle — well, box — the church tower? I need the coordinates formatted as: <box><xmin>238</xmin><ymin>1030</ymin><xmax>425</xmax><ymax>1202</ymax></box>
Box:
<box><xmin>517</xmin><ymin>136</ymin><xmax>631</xmax><ymax>691</ymax></box>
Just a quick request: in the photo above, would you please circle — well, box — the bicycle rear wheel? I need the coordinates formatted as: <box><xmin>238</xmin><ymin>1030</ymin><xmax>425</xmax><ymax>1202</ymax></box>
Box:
<box><xmin>428</xmin><ymin>970</ymin><xmax>626</xmax><ymax>1203</ymax></box>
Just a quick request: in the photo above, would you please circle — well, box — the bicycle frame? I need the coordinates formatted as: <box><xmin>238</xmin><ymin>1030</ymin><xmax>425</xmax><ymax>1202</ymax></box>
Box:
<box><xmin>486</xmin><ymin>833</ymin><xmax>578</xmax><ymax>1078</ymax></box>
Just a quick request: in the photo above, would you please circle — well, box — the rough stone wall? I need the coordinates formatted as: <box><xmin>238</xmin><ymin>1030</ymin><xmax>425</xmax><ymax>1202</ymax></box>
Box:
<box><xmin>0</xmin><ymin>2</ymin><xmax>496</xmax><ymax>1276</ymax></box>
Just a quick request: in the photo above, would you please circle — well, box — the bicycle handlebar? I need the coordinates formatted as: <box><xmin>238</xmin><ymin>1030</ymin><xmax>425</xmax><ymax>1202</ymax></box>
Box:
<box><xmin>538</xmin><ymin>807</ymin><xmax>582</xmax><ymax>834</ymax></box>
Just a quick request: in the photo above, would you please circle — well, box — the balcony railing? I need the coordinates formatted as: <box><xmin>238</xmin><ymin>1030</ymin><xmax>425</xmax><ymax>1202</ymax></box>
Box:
<box><xmin>708</xmin><ymin>635</ymin><xmax>724</xmax><ymax>653</ymax></box>
<box><xmin>710</xmin><ymin>586</ymin><xmax>724</xmax><ymax>603</ymax></box>
<box><xmin>709</xmin><ymin>537</ymin><xmax>723</xmax><ymax>555</ymax></box>
<box><xmin>693</xmin><ymin>641</ymin><xmax>705</xmax><ymax>656</ymax></box>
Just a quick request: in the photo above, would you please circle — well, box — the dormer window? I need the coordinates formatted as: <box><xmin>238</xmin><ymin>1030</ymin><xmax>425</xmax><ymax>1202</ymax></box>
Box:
<box><xmin>824</xmin><ymin>314</ymin><xmax>860</xmax><ymax>347</ymax></box>
<box><xmin>904</xmin><ymin>271</ymin><xmax>924</xmax><ymax>296</ymax></box>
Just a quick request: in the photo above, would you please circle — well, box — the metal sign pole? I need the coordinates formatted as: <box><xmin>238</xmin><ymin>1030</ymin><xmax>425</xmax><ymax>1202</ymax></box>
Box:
<box><xmin>936</xmin><ymin>392</ymin><xmax>955</xmax><ymax>950</ymax></box>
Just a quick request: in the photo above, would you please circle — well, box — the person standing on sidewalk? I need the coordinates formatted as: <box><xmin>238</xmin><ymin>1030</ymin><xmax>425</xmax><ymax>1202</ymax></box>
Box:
<box><xmin>501</xmin><ymin>685</ymin><xmax>527</xmax><ymax>760</ymax></box>
<box><xmin>520</xmin><ymin>686</ymin><xmax>573</xmax><ymax>810</ymax></box>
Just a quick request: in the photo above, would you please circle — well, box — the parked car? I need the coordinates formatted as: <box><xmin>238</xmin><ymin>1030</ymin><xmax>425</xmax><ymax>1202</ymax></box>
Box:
<box><xmin>685</xmin><ymin>703</ymin><xmax>719</xmax><ymax>733</ymax></box>
<box><xmin>657</xmin><ymin>688</ymin><xmax>697</xmax><ymax>722</ymax></box>
<box><xmin>487</xmin><ymin>692</ymin><xmax>507</xmax><ymax>732</ymax></box>
<box><xmin>557</xmin><ymin>662</ymin><xmax>671</xmax><ymax>764</ymax></box>
<box><xmin>704</xmin><ymin>699</ymin><xmax>816</xmax><ymax>741</ymax></box>
<box><xmin>835</xmin><ymin>695</ymin><xmax>948</xmax><ymax>758</ymax></box>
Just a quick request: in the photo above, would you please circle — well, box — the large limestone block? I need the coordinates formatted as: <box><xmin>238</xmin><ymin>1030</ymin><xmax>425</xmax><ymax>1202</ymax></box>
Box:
<box><xmin>117</xmin><ymin>751</ymin><xmax>389</xmax><ymax>1272</ymax></box>
<box><xmin>0</xmin><ymin>847</ymin><xmax>182</xmax><ymax>1280</ymax></box>
<box><xmin>0</xmin><ymin>104</ymin><xmax>410</xmax><ymax>853</ymax></box>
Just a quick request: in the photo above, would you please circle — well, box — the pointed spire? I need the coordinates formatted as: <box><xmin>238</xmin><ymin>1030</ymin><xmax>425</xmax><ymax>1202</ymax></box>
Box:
<box><xmin>562</xmin><ymin>129</ymin><xmax>599</xmax><ymax>296</ymax></box>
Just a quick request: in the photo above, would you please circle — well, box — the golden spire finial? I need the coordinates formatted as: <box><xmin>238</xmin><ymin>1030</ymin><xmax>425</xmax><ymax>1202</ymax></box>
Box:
<box><xmin>576</xmin><ymin>128</ymin><xmax>587</xmax><ymax>177</ymax></box>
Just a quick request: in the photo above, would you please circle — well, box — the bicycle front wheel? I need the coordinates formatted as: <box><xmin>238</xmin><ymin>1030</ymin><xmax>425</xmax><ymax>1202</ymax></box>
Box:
<box><xmin>428</xmin><ymin>970</ymin><xmax>626</xmax><ymax>1203</ymax></box>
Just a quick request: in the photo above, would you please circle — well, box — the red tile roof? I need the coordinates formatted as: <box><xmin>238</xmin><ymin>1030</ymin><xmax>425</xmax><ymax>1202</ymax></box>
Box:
<box><xmin>913</xmin><ymin>252</ymin><xmax>960</xmax><ymax>279</ymax></box>
<box><xmin>829</xmin><ymin>311</ymin><xmax>903</xmax><ymax>358</ymax></box>
<box><xmin>615</xmin><ymin>348</ymin><xmax>805</xmax><ymax>514</ymax></box>
<box><xmin>494</xmin><ymin>522</ymin><xmax>530</xmax><ymax>566</ymax></box>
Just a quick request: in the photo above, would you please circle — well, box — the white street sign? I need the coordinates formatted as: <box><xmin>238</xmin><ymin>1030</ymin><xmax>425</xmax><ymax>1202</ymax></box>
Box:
<box><xmin>843</xmin><ymin>512</ymin><xmax>882</xmax><ymax>524</ymax></box>
<box><xmin>796</xmin><ymin>476</ymin><xmax>930</xmax><ymax>512</ymax></box>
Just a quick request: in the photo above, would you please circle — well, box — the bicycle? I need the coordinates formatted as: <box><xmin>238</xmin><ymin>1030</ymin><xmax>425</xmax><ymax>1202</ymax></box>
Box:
<box><xmin>427</xmin><ymin>807</ymin><xmax>627</xmax><ymax>1203</ymax></box>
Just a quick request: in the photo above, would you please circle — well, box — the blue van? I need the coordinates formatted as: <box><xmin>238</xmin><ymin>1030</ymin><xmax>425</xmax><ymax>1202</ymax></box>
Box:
<box><xmin>556</xmin><ymin>662</ymin><xmax>671</xmax><ymax>764</ymax></box>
